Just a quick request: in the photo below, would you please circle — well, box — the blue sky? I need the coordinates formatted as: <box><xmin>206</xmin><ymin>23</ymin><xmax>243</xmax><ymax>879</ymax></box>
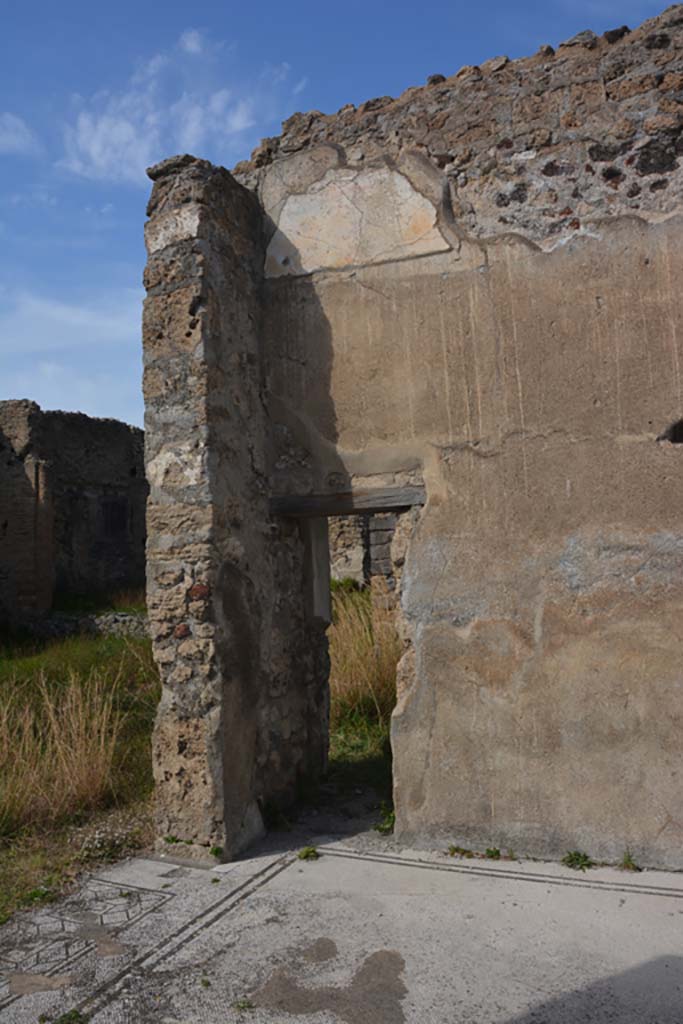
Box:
<box><xmin>0</xmin><ymin>0</ymin><xmax>665</xmax><ymax>426</ymax></box>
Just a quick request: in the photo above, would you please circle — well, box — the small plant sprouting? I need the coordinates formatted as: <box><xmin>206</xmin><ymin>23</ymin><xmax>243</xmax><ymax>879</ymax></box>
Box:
<box><xmin>374</xmin><ymin>802</ymin><xmax>395</xmax><ymax>835</ymax></box>
<box><xmin>298</xmin><ymin>845</ymin><xmax>320</xmax><ymax>861</ymax></box>
<box><xmin>200</xmin><ymin>976</ymin><xmax>211</xmax><ymax>988</ymax></box>
<box><xmin>562</xmin><ymin>850</ymin><xmax>594</xmax><ymax>872</ymax></box>
<box><xmin>164</xmin><ymin>835</ymin><xmax>181</xmax><ymax>845</ymax></box>
<box><xmin>448</xmin><ymin>844</ymin><xmax>474</xmax><ymax>858</ymax></box>
<box><xmin>21</xmin><ymin>886</ymin><xmax>56</xmax><ymax>908</ymax></box>
<box><xmin>54</xmin><ymin>1011</ymin><xmax>89</xmax><ymax>1024</ymax></box>
<box><xmin>233</xmin><ymin>997</ymin><xmax>255</xmax><ymax>1011</ymax></box>
<box><xmin>209</xmin><ymin>845</ymin><xmax>224</xmax><ymax>860</ymax></box>
<box><xmin>211</xmin><ymin>876</ymin><xmax>220</xmax><ymax>884</ymax></box>
<box><xmin>485</xmin><ymin>847</ymin><xmax>501</xmax><ymax>860</ymax></box>
<box><xmin>620</xmin><ymin>848</ymin><xmax>642</xmax><ymax>872</ymax></box>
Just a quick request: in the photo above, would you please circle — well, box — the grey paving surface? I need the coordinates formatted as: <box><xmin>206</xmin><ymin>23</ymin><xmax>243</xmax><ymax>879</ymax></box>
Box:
<box><xmin>2</xmin><ymin>830</ymin><xmax>683</xmax><ymax>1023</ymax></box>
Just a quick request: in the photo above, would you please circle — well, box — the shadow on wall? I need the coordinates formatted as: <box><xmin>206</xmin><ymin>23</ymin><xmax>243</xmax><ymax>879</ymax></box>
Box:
<box><xmin>256</xmin><ymin>268</ymin><xmax>351</xmax><ymax>812</ymax></box>
<box><xmin>263</xmin><ymin>270</ymin><xmax>351</xmax><ymax>501</ymax></box>
<box><xmin>503</xmin><ymin>956</ymin><xmax>683</xmax><ymax>1024</ymax></box>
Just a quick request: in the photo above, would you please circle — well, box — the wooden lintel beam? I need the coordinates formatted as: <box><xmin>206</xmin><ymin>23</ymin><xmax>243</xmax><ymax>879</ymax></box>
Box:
<box><xmin>269</xmin><ymin>485</ymin><xmax>426</xmax><ymax>519</ymax></box>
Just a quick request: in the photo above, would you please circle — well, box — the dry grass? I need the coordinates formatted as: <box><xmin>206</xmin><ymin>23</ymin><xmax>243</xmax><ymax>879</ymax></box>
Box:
<box><xmin>326</xmin><ymin>584</ymin><xmax>403</xmax><ymax>800</ymax></box>
<box><xmin>0</xmin><ymin>634</ymin><xmax>159</xmax><ymax>922</ymax></box>
<box><xmin>328</xmin><ymin>585</ymin><xmax>402</xmax><ymax>728</ymax></box>
<box><xmin>110</xmin><ymin>587</ymin><xmax>147</xmax><ymax>613</ymax></box>
<box><xmin>0</xmin><ymin>671</ymin><xmax>123</xmax><ymax>839</ymax></box>
<box><xmin>0</xmin><ymin>586</ymin><xmax>401</xmax><ymax>921</ymax></box>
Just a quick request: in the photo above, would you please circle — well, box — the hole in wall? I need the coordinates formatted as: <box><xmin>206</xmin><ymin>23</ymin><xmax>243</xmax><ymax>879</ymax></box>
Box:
<box><xmin>657</xmin><ymin>419</ymin><xmax>683</xmax><ymax>443</ymax></box>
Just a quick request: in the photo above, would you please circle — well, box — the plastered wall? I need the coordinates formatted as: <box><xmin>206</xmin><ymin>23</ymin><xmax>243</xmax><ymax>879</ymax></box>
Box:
<box><xmin>144</xmin><ymin>5</ymin><xmax>683</xmax><ymax>866</ymax></box>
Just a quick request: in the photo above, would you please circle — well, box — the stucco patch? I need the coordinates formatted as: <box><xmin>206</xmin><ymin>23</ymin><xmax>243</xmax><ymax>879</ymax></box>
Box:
<box><xmin>265</xmin><ymin>167</ymin><xmax>450</xmax><ymax>276</ymax></box>
<box><xmin>144</xmin><ymin>204</ymin><xmax>202</xmax><ymax>255</ymax></box>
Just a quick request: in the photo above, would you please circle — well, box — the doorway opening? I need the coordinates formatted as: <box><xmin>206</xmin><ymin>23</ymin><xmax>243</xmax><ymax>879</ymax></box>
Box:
<box><xmin>326</xmin><ymin>512</ymin><xmax>404</xmax><ymax>814</ymax></box>
<box><xmin>269</xmin><ymin>486</ymin><xmax>423</xmax><ymax>834</ymax></box>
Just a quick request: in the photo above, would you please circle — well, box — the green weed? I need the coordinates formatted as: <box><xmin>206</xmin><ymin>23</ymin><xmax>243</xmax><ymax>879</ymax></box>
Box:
<box><xmin>298</xmin><ymin>846</ymin><xmax>320</xmax><ymax>861</ymax></box>
<box><xmin>562</xmin><ymin>850</ymin><xmax>594</xmax><ymax>872</ymax></box>
<box><xmin>374</xmin><ymin>802</ymin><xmax>396</xmax><ymax>835</ymax></box>
<box><xmin>448</xmin><ymin>844</ymin><xmax>475</xmax><ymax>858</ymax></box>
<box><xmin>620</xmin><ymin>848</ymin><xmax>642</xmax><ymax>872</ymax></box>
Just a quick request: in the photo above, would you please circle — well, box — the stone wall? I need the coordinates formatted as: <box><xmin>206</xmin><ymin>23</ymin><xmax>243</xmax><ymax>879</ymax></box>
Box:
<box><xmin>328</xmin><ymin>515</ymin><xmax>368</xmax><ymax>582</ymax></box>
<box><xmin>144</xmin><ymin>5</ymin><xmax>683</xmax><ymax>867</ymax></box>
<box><xmin>143</xmin><ymin>158</ymin><xmax>328</xmax><ymax>857</ymax></box>
<box><xmin>41</xmin><ymin>410</ymin><xmax>147</xmax><ymax>597</ymax></box>
<box><xmin>0</xmin><ymin>400</ymin><xmax>146</xmax><ymax>620</ymax></box>
<box><xmin>328</xmin><ymin>512</ymin><xmax>398</xmax><ymax>587</ymax></box>
<box><xmin>235</xmin><ymin>7</ymin><xmax>683</xmax><ymax>247</ymax></box>
<box><xmin>0</xmin><ymin>402</ymin><xmax>54</xmax><ymax>617</ymax></box>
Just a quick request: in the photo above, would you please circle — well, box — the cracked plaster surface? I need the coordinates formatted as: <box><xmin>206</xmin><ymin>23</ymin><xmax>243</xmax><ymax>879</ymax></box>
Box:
<box><xmin>265</xmin><ymin>166</ymin><xmax>450</xmax><ymax>277</ymax></box>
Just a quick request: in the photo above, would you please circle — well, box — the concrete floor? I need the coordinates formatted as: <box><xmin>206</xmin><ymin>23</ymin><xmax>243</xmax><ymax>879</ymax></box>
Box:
<box><xmin>2</xmin><ymin>827</ymin><xmax>683</xmax><ymax>1023</ymax></box>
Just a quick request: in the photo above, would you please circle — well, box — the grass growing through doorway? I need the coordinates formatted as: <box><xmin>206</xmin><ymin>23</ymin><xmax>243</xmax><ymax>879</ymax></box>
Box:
<box><xmin>0</xmin><ymin>631</ymin><xmax>159</xmax><ymax>923</ymax></box>
<box><xmin>326</xmin><ymin>583</ymin><xmax>402</xmax><ymax>800</ymax></box>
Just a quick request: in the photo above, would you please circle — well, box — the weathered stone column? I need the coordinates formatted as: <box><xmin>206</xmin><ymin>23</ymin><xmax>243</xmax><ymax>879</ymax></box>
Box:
<box><xmin>143</xmin><ymin>155</ymin><xmax>329</xmax><ymax>858</ymax></box>
<box><xmin>143</xmin><ymin>156</ymin><xmax>269</xmax><ymax>857</ymax></box>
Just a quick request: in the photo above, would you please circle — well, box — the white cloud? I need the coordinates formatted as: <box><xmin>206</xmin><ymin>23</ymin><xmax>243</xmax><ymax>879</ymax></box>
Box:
<box><xmin>58</xmin><ymin>32</ymin><xmax>306</xmax><ymax>185</ymax></box>
<box><xmin>0</xmin><ymin>286</ymin><xmax>145</xmax><ymax>425</ymax></box>
<box><xmin>179</xmin><ymin>29</ymin><xmax>203</xmax><ymax>55</ymax></box>
<box><xmin>6</xmin><ymin>186</ymin><xmax>57</xmax><ymax>208</ymax></box>
<box><xmin>226</xmin><ymin>100</ymin><xmax>255</xmax><ymax>134</ymax></box>
<box><xmin>0</xmin><ymin>113</ymin><xmax>40</xmax><ymax>156</ymax></box>
<box><xmin>61</xmin><ymin>102</ymin><xmax>163</xmax><ymax>185</ymax></box>
<box><xmin>0</xmin><ymin>287</ymin><xmax>142</xmax><ymax>355</ymax></box>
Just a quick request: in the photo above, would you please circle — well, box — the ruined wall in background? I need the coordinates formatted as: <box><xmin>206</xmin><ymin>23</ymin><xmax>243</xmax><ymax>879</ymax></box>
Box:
<box><xmin>143</xmin><ymin>157</ymin><xmax>328</xmax><ymax>858</ymax></box>
<box><xmin>328</xmin><ymin>515</ymin><xmax>368</xmax><ymax>583</ymax></box>
<box><xmin>39</xmin><ymin>411</ymin><xmax>146</xmax><ymax>597</ymax></box>
<box><xmin>0</xmin><ymin>401</ymin><xmax>54</xmax><ymax>618</ymax></box>
<box><xmin>328</xmin><ymin>512</ymin><xmax>399</xmax><ymax>589</ymax></box>
<box><xmin>0</xmin><ymin>400</ymin><xmax>146</xmax><ymax>620</ymax></box>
